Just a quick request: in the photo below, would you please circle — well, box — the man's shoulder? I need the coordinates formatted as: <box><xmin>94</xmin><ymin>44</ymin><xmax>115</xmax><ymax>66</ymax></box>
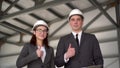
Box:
<box><xmin>82</xmin><ymin>32</ymin><xmax>97</xmax><ymax>39</ymax></box>
<box><xmin>83</xmin><ymin>32</ymin><xmax>95</xmax><ymax>36</ymax></box>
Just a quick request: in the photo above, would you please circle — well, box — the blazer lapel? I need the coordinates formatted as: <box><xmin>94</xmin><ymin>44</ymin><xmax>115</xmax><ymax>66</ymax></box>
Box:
<box><xmin>69</xmin><ymin>32</ymin><xmax>86</xmax><ymax>48</ymax></box>
<box><xmin>69</xmin><ymin>33</ymin><xmax>79</xmax><ymax>48</ymax></box>
<box><xmin>33</xmin><ymin>45</ymin><xmax>43</xmax><ymax>62</ymax></box>
<box><xmin>34</xmin><ymin>45</ymin><xmax>38</xmax><ymax>50</ymax></box>
<box><xmin>44</xmin><ymin>47</ymin><xmax>50</xmax><ymax>64</ymax></box>
<box><xmin>79</xmin><ymin>32</ymin><xmax>86</xmax><ymax>48</ymax></box>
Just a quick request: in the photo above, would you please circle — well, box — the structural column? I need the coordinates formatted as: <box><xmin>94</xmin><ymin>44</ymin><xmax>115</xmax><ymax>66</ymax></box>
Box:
<box><xmin>115</xmin><ymin>0</ymin><xmax>120</xmax><ymax>67</ymax></box>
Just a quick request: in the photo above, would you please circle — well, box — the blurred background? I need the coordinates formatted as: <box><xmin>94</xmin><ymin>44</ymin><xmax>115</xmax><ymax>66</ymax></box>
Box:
<box><xmin>0</xmin><ymin>0</ymin><xmax>119</xmax><ymax>68</ymax></box>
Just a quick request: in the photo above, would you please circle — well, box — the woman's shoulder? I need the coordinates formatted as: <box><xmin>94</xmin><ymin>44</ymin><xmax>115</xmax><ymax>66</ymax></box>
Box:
<box><xmin>23</xmin><ymin>42</ymin><xmax>31</xmax><ymax>46</ymax></box>
<box><xmin>23</xmin><ymin>42</ymin><xmax>35</xmax><ymax>48</ymax></box>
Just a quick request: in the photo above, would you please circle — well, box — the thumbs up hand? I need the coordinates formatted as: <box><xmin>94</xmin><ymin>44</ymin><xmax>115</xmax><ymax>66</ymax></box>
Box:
<box><xmin>36</xmin><ymin>46</ymin><xmax>43</xmax><ymax>58</ymax></box>
<box><xmin>65</xmin><ymin>44</ymin><xmax>75</xmax><ymax>59</ymax></box>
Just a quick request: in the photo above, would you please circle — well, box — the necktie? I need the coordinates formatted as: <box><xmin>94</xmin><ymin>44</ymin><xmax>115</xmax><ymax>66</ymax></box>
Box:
<box><xmin>76</xmin><ymin>34</ymin><xmax>79</xmax><ymax>46</ymax></box>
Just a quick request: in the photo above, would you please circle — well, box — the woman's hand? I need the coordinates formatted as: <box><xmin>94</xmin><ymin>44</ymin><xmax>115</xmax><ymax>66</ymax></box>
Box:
<box><xmin>36</xmin><ymin>47</ymin><xmax>43</xmax><ymax>58</ymax></box>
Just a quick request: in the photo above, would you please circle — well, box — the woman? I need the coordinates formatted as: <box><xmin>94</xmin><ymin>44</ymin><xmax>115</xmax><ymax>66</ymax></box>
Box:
<box><xmin>16</xmin><ymin>20</ymin><xmax>55</xmax><ymax>68</ymax></box>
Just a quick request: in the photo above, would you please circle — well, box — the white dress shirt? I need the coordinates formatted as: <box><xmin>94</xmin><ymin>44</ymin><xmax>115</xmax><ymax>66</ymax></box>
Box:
<box><xmin>64</xmin><ymin>31</ymin><xmax>82</xmax><ymax>63</ymax></box>
<box><xmin>38</xmin><ymin>46</ymin><xmax>46</xmax><ymax>62</ymax></box>
<box><xmin>72</xmin><ymin>31</ymin><xmax>82</xmax><ymax>46</ymax></box>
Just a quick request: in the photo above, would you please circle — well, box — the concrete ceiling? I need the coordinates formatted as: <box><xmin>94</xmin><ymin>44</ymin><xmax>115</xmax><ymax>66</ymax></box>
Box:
<box><xmin>0</xmin><ymin>0</ymin><xmax>119</xmax><ymax>49</ymax></box>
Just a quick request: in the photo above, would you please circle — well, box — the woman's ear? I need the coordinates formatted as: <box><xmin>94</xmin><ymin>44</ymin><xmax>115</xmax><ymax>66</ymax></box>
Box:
<box><xmin>33</xmin><ymin>31</ymin><xmax>36</xmax><ymax>35</ymax></box>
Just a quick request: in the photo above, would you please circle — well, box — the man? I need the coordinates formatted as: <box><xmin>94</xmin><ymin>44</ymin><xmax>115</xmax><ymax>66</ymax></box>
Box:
<box><xmin>55</xmin><ymin>9</ymin><xmax>103</xmax><ymax>68</ymax></box>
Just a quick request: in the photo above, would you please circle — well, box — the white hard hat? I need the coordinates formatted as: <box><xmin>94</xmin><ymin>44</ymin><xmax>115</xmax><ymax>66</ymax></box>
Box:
<box><xmin>68</xmin><ymin>9</ymin><xmax>83</xmax><ymax>20</ymax></box>
<box><xmin>32</xmin><ymin>20</ymin><xmax>48</xmax><ymax>31</ymax></box>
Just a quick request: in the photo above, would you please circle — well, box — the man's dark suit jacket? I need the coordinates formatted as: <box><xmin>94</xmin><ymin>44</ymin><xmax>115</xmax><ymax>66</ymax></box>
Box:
<box><xmin>16</xmin><ymin>43</ymin><xmax>55</xmax><ymax>68</ymax></box>
<box><xmin>55</xmin><ymin>32</ymin><xmax>103</xmax><ymax>68</ymax></box>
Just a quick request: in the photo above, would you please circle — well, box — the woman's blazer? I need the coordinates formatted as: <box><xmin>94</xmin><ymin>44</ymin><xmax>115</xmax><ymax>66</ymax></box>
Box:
<box><xmin>16</xmin><ymin>43</ymin><xmax>55</xmax><ymax>68</ymax></box>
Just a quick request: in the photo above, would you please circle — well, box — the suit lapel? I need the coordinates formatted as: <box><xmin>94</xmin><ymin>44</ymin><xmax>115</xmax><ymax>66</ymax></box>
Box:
<box><xmin>69</xmin><ymin>32</ymin><xmax>86</xmax><ymax>49</ymax></box>
<box><xmin>69</xmin><ymin>33</ymin><xmax>79</xmax><ymax>48</ymax></box>
<box><xmin>79</xmin><ymin>32</ymin><xmax>86</xmax><ymax>48</ymax></box>
<box><xmin>33</xmin><ymin>45</ymin><xmax>43</xmax><ymax>62</ymax></box>
<box><xmin>34</xmin><ymin>45</ymin><xmax>38</xmax><ymax>50</ymax></box>
<box><xmin>32</xmin><ymin>44</ymin><xmax>49</xmax><ymax>63</ymax></box>
<box><xmin>44</xmin><ymin>46</ymin><xmax>50</xmax><ymax>64</ymax></box>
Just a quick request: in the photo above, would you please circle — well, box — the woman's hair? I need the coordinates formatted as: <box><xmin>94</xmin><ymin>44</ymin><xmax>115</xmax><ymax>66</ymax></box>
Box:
<box><xmin>30</xmin><ymin>25</ymin><xmax>49</xmax><ymax>48</ymax></box>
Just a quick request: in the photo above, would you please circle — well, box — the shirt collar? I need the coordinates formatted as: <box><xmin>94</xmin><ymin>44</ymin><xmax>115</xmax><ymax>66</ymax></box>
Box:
<box><xmin>72</xmin><ymin>31</ymin><xmax>82</xmax><ymax>38</ymax></box>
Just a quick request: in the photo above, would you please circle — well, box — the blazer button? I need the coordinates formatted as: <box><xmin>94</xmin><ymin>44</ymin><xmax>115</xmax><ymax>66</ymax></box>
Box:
<box><xmin>41</xmin><ymin>65</ymin><xmax>44</xmax><ymax>68</ymax></box>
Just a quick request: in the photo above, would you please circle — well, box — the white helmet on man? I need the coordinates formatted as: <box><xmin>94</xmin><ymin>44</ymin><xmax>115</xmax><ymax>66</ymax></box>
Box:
<box><xmin>68</xmin><ymin>9</ymin><xmax>84</xmax><ymax>20</ymax></box>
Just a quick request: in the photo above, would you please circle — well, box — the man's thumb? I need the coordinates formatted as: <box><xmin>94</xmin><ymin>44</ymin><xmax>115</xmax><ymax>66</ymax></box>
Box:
<box><xmin>68</xmin><ymin>44</ymin><xmax>72</xmax><ymax>48</ymax></box>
